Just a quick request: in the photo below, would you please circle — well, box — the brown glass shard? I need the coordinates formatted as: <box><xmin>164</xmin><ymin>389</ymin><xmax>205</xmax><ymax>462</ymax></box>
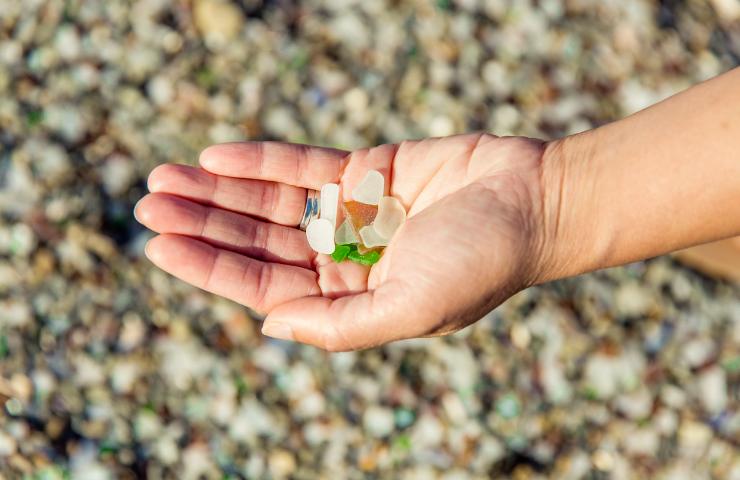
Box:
<box><xmin>341</xmin><ymin>201</ymin><xmax>378</xmax><ymax>237</ymax></box>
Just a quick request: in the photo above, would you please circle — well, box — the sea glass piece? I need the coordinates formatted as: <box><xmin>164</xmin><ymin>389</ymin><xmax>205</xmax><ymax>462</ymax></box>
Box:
<box><xmin>320</xmin><ymin>183</ymin><xmax>339</xmax><ymax>228</ymax></box>
<box><xmin>342</xmin><ymin>201</ymin><xmax>378</xmax><ymax>235</ymax></box>
<box><xmin>334</xmin><ymin>219</ymin><xmax>359</xmax><ymax>245</ymax></box>
<box><xmin>373</xmin><ymin>196</ymin><xmax>406</xmax><ymax>239</ymax></box>
<box><xmin>357</xmin><ymin>243</ymin><xmax>381</xmax><ymax>255</ymax></box>
<box><xmin>306</xmin><ymin>218</ymin><xmax>335</xmax><ymax>254</ymax></box>
<box><xmin>351</xmin><ymin>170</ymin><xmax>384</xmax><ymax>205</ymax></box>
<box><xmin>359</xmin><ymin>225</ymin><xmax>389</xmax><ymax>248</ymax></box>
<box><xmin>348</xmin><ymin>249</ymin><xmax>381</xmax><ymax>265</ymax></box>
<box><xmin>331</xmin><ymin>244</ymin><xmax>351</xmax><ymax>263</ymax></box>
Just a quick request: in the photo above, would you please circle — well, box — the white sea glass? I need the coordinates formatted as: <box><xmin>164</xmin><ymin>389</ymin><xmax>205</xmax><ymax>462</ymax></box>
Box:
<box><xmin>334</xmin><ymin>219</ymin><xmax>359</xmax><ymax>245</ymax></box>
<box><xmin>320</xmin><ymin>183</ymin><xmax>339</xmax><ymax>228</ymax></box>
<box><xmin>359</xmin><ymin>225</ymin><xmax>389</xmax><ymax>248</ymax></box>
<box><xmin>373</xmin><ymin>196</ymin><xmax>406</xmax><ymax>239</ymax></box>
<box><xmin>351</xmin><ymin>170</ymin><xmax>384</xmax><ymax>205</ymax></box>
<box><xmin>306</xmin><ymin>218</ymin><xmax>336</xmax><ymax>254</ymax></box>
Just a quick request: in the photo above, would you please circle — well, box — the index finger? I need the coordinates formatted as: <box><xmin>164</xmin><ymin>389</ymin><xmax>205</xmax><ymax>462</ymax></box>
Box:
<box><xmin>199</xmin><ymin>142</ymin><xmax>349</xmax><ymax>190</ymax></box>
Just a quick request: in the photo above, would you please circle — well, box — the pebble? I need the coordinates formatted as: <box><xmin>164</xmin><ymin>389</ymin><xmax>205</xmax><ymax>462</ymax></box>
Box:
<box><xmin>0</xmin><ymin>431</ymin><xmax>17</xmax><ymax>456</ymax></box>
<box><xmin>147</xmin><ymin>75</ymin><xmax>175</xmax><ymax>106</ymax></box>
<box><xmin>268</xmin><ymin>450</ymin><xmax>297</xmax><ymax>479</ymax></box>
<box><xmin>622</xmin><ymin>426</ymin><xmax>659</xmax><ymax>457</ymax></box>
<box><xmin>696</xmin><ymin>366</ymin><xmax>728</xmax><ymax>415</ymax></box>
<box><xmin>614</xmin><ymin>387</ymin><xmax>653</xmax><ymax>420</ymax></box>
<box><xmin>614</xmin><ymin>281</ymin><xmax>653</xmax><ymax>317</ymax></box>
<box><xmin>682</xmin><ymin>337</ymin><xmax>716</xmax><ymax>368</ymax></box>
<box><xmin>100</xmin><ymin>154</ymin><xmax>136</xmax><ymax>196</ymax></box>
<box><xmin>679</xmin><ymin>421</ymin><xmax>712</xmax><ymax>457</ymax></box>
<box><xmin>194</xmin><ymin>0</ymin><xmax>245</xmax><ymax>49</ymax></box>
<box><xmin>363</xmin><ymin>405</ymin><xmax>395</xmax><ymax>438</ymax></box>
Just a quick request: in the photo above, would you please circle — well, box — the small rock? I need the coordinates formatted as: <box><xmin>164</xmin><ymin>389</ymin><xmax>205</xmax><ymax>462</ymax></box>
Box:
<box><xmin>100</xmin><ymin>154</ymin><xmax>136</xmax><ymax>196</ymax></box>
<box><xmin>1</xmin><ymin>300</ymin><xmax>32</xmax><ymax>327</ymax></box>
<box><xmin>134</xmin><ymin>410</ymin><xmax>162</xmax><ymax>441</ymax></box>
<box><xmin>363</xmin><ymin>405</ymin><xmax>395</xmax><ymax>438</ymax></box>
<box><xmin>622</xmin><ymin>427</ymin><xmax>659</xmax><ymax>457</ymax></box>
<box><xmin>194</xmin><ymin>0</ymin><xmax>245</xmax><ymax>48</ymax></box>
<box><xmin>268</xmin><ymin>449</ymin><xmax>296</xmax><ymax>479</ymax></box>
<box><xmin>55</xmin><ymin>25</ymin><xmax>81</xmax><ymax>61</ymax></box>
<box><xmin>696</xmin><ymin>366</ymin><xmax>727</xmax><ymax>415</ymax></box>
<box><xmin>147</xmin><ymin>76</ymin><xmax>175</xmax><ymax>106</ymax></box>
<box><xmin>614</xmin><ymin>281</ymin><xmax>652</xmax><ymax>317</ymax></box>
<box><xmin>111</xmin><ymin>360</ymin><xmax>140</xmax><ymax>394</ymax></box>
<box><xmin>682</xmin><ymin>338</ymin><xmax>715</xmax><ymax>368</ymax></box>
<box><xmin>154</xmin><ymin>436</ymin><xmax>179</xmax><ymax>465</ymax></box>
<box><xmin>614</xmin><ymin>387</ymin><xmax>653</xmax><ymax>420</ymax></box>
<box><xmin>654</xmin><ymin>408</ymin><xmax>679</xmax><ymax>436</ymax></box>
<box><xmin>710</xmin><ymin>0</ymin><xmax>740</xmax><ymax>22</ymax></box>
<box><xmin>0</xmin><ymin>431</ymin><xmax>17</xmax><ymax>455</ymax></box>
<box><xmin>679</xmin><ymin>421</ymin><xmax>712</xmax><ymax>457</ymax></box>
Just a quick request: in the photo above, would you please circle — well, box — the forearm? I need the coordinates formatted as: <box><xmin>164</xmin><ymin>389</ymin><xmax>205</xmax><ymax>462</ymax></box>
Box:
<box><xmin>539</xmin><ymin>67</ymin><xmax>740</xmax><ymax>282</ymax></box>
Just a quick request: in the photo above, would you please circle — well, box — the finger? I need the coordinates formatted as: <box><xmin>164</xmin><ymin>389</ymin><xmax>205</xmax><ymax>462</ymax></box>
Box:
<box><xmin>136</xmin><ymin>193</ymin><xmax>314</xmax><ymax>268</ymax></box>
<box><xmin>145</xmin><ymin>234</ymin><xmax>320</xmax><ymax>314</ymax></box>
<box><xmin>199</xmin><ymin>142</ymin><xmax>349</xmax><ymax>190</ymax></box>
<box><xmin>146</xmin><ymin>164</ymin><xmax>307</xmax><ymax>226</ymax></box>
<box><xmin>261</xmin><ymin>279</ymin><xmax>424</xmax><ymax>351</ymax></box>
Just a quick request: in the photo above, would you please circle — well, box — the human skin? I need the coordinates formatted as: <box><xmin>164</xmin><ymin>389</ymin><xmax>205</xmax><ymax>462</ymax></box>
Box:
<box><xmin>135</xmin><ymin>67</ymin><xmax>740</xmax><ymax>351</ymax></box>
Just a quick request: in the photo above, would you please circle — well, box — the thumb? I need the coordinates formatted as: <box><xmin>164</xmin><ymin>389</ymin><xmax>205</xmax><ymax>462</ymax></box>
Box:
<box><xmin>261</xmin><ymin>280</ymin><xmax>418</xmax><ymax>351</ymax></box>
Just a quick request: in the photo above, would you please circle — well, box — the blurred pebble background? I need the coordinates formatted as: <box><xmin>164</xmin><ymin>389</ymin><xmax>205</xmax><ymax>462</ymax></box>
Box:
<box><xmin>1</xmin><ymin>0</ymin><xmax>739</xmax><ymax>478</ymax></box>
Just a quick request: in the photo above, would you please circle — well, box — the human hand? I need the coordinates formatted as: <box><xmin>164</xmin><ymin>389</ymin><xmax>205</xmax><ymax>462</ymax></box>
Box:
<box><xmin>135</xmin><ymin>133</ymin><xmax>554</xmax><ymax>351</ymax></box>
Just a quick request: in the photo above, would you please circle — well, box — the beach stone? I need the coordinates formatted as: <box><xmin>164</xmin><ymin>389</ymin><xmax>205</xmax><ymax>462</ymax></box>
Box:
<box><xmin>614</xmin><ymin>387</ymin><xmax>653</xmax><ymax>420</ymax></box>
<box><xmin>682</xmin><ymin>337</ymin><xmax>715</xmax><ymax>368</ymax></box>
<box><xmin>710</xmin><ymin>0</ymin><xmax>740</xmax><ymax>22</ymax></box>
<box><xmin>147</xmin><ymin>76</ymin><xmax>175</xmax><ymax>106</ymax></box>
<box><xmin>269</xmin><ymin>450</ymin><xmax>296</xmax><ymax>479</ymax></box>
<box><xmin>615</xmin><ymin>281</ymin><xmax>652</xmax><ymax>317</ymax></box>
<box><xmin>0</xmin><ymin>431</ymin><xmax>17</xmax><ymax>456</ymax></box>
<box><xmin>363</xmin><ymin>405</ymin><xmax>395</xmax><ymax>438</ymax></box>
<box><xmin>100</xmin><ymin>154</ymin><xmax>136</xmax><ymax>196</ymax></box>
<box><xmin>696</xmin><ymin>366</ymin><xmax>727</xmax><ymax>415</ymax></box>
<box><xmin>679</xmin><ymin>421</ymin><xmax>712</xmax><ymax>457</ymax></box>
<box><xmin>194</xmin><ymin>0</ymin><xmax>245</xmax><ymax>48</ymax></box>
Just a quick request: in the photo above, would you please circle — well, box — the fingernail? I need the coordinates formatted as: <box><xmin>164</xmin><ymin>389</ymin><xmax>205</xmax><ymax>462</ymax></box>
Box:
<box><xmin>133</xmin><ymin>199</ymin><xmax>143</xmax><ymax>224</ymax></box>
<box><xmin>143</xmin><ymin>239</ymin><xmax>153</xmax><ymax>261</ymax></box>
<box><xmin>261</xmin><ymin>322</ymin><xmax>295</xmax><ymax>341</ymax></box>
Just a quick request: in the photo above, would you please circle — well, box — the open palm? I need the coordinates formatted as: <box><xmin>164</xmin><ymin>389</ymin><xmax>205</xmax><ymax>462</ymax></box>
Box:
<box><xmin>136</xmin><ymin>133</ymin><xmax>550</xmax><ymax>351</ymax></box>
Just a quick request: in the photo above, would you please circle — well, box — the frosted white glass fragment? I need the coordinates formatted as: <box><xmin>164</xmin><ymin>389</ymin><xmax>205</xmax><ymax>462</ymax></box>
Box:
<box><xmin>306</xmin><ymin>218</ymin><xmax>335</xmax><ymax>254</ymax></box>
<box><xmin>359</xmin><ymin>225</ymin><xmax>389</xmax><ymax>248</ymax></box>
<box><xmin>320</xmin><ymin>183</ymin><xmax>339</xmax><ymax>228</ymax></box>
<box><xmin>351</xmin><ymin>170</ymin><xmax>384</xmax><ymax>205</ymax></box>
<box><xmin>334</xmin><ymin>219</ymin><xmax>359</xmax><ymax>245</ymax></box>
<box><xmin>373</xmin><ymin>196</ymin><xmax>406</xmax><ymax>239</ymax></box>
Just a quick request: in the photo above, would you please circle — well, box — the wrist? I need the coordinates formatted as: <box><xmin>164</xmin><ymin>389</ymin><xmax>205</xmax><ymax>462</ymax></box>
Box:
<box><xmin>535</xmin><ymin>129</ymin><xmax>610</xmax><ymax>283</ymax></box>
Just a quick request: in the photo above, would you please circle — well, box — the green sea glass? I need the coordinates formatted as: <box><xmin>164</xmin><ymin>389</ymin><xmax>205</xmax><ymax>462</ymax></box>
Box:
<box><xmin>331</xmin><ymin>244</ymin><xmax>351</xmax><ymax>263</ymax></box>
